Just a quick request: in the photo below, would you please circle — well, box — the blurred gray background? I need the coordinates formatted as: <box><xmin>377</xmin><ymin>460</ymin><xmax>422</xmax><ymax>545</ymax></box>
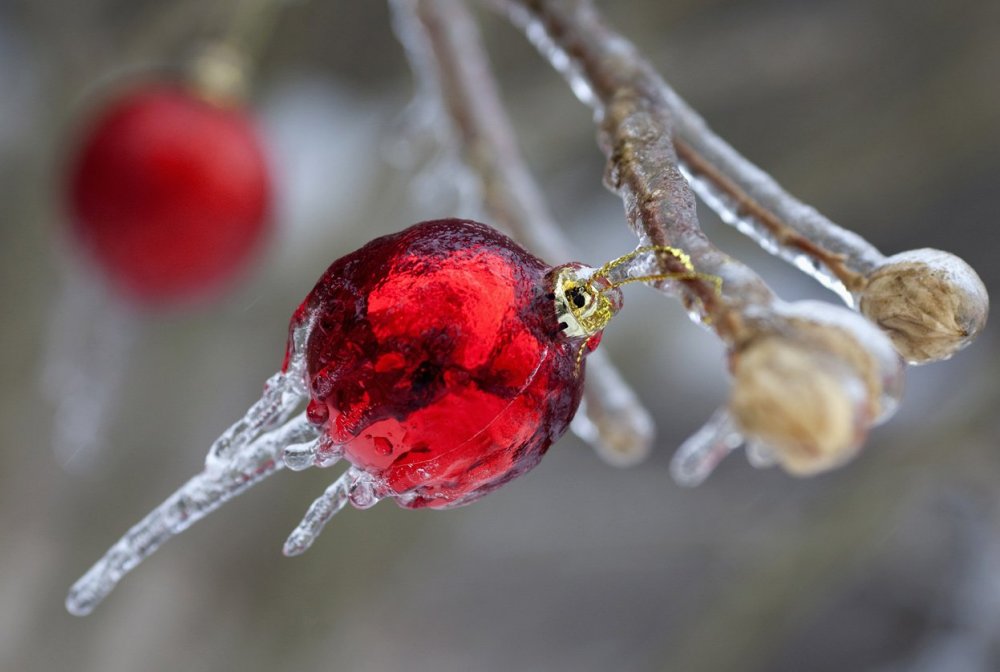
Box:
<box><xmin>2</xmin><ymin>1</ymin><xmax>999</xmax><ymax>670</ymax></box>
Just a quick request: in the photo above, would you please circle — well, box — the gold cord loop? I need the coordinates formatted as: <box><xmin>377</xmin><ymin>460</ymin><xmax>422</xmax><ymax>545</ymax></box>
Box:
<box><xmin>588</xmin><ymin>245</ymin><xmax>723</xmax><ymax>295</ymax></box>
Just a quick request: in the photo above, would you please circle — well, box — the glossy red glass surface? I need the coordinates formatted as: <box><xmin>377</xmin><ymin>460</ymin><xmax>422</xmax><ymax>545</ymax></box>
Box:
<box><xmin>289</xmin><ymin>220</ymin><xmax>596</xmax><ymax>509</ymax></box>
<box><xmin>68</xmin><ymin>84</ymin><xmax>271</xmax><ymax>306</ymax></box>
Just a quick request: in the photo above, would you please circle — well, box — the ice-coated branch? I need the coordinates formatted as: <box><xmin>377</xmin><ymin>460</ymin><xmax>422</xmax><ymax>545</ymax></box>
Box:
<box><xmin>66</xmin><ymin>411</ymin><xmax>318</xmax><ymax>616</ymax></box>
<box><xmin>496</xmin><ymin>0</ymin><xmax>907</xmax><ymax>480</ymax></box>
<box><xmin>671</xmin><ymin>121</ymin><xmax>879</xmax><ymax>298</ymax></box>
<box><xmin>668</xmin><ymin>78</ymin><xmax>988</xmax><ymax>365</ymax></box>
<box><xmin>393</xmin><ymin>0</ymin><xmax>654</xmax><ymax>466</ymax></box>
<box><xmin>499</xmin><ymin>0</ymin><xmax>987</xmax><ymax>365</ymax></box>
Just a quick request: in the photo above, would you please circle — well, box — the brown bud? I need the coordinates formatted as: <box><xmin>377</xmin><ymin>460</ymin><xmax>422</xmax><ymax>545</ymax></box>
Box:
<box><xmin>726</xmin><ymin>299</ymin><xmax>904</xmax><ymax>477</ymax></box>
<box><xmin>729</xmin><ymin>336</ymin><xmax>864</xmax><ymax>476</ymax></box>
<box><xmin>860</xmin><ymin>249</ymin><xmax>988</xmax><ymax>364</ymax></box>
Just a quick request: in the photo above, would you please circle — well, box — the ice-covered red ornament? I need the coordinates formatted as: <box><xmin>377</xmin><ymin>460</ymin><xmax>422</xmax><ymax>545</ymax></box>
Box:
<box><xmin>287</xmin><ymin>219</ymin><xmax>617</xmax><ymax>509</ymax></box>
<box><xmin>68</xmin><ymin>219</ymin><xmax>695</xmax><ymax>616</ymax></box>
<box><xmin>67</xmin><ymin>83</ymin><xmax>271</xmax><ymax>305</ymax></box>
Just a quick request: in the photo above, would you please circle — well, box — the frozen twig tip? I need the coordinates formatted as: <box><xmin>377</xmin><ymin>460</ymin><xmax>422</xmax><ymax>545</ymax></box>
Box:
<box><xmin>728</xmin><ymin>302</ymin><xmax>904</xmax><ymax>476</ymax></box>
<box><xmin>860</xmin><ymin>249</ymin><xmax>989</xmax><ymax>364</ymax></box>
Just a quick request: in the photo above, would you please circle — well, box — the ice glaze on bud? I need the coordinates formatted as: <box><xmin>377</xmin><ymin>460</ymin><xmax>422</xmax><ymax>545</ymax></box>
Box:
<box><xmin>730</xmin><ymin>338</ymin><xmax>864</xmax><ymax>475</ymax></box>
<box><xmin>289</xmin><ymin>219</ymin><xmax>617</xmax><ymax>509</ymax></box>
<box><xmin>728</xmin><ymin>302</ymin><xmax>904</xmax><ymax>476</ymax></box>
<box><xmin>859</xmin><ymin>249</ymin><xmax>989</xmax><ymax>364</ymax></box>
<box><xmin>67</xmin><ymin>83</ymin><xmax>271</xmax><ymax>306</ymax></box>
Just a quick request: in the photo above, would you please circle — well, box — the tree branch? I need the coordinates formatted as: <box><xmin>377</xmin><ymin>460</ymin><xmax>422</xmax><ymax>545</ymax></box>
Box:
<box><xmin>499</xmin><ymin>0</ymin><xmax>986</xmax><ymax>365</ymax></box>
<box><xmin>495</xmin><ymin>0</ymin><xmax>907</xmax><ymax>480</ymax></box>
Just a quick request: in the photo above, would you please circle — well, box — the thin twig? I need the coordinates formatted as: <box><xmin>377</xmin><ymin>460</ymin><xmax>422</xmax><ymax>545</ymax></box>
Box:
<box><xmin>674</xmin><ymin>137</ymin><xmax>871</xmax><ymax>296</ymax></box>
<box><xmin>394</xmin><ymin>0</ymin><xmax>655</xmax><ymax>464</ymax></box>
<box><xmin>669</xmin><ymin>91</ymin><xmax>988</xmax><ymax>362</ymax></box>
<box><xmin>671</xmin><ymin>118</ymin><xmax>880</xmax><ymax>295</ymax></box>
<box><xmin>400</xmin><ymin>0</ymin><xmax>568</xmax><ymax>260</ymax></box>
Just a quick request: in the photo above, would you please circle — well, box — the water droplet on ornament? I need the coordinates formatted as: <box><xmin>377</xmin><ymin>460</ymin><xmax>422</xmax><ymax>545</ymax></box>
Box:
<box><xmin>348</xmin><ymin>473</ymin><xmax>380</xmax><ymax>509</ymax></box>
<box><xmin>306</xmin><ymin>399</ymin><xmax>329</xmax><ymax>424</ymax></box>
<box><xmin>283</xmin><ymin>442</ymin><xmax>316</xmax><ymax>471</ymax></box>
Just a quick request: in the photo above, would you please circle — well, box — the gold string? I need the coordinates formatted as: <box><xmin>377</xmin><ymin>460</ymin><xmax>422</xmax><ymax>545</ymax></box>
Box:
<box><xmin>568</xmin><ymin>245</ymin><xmax>723</xmax><ymax>375</ymax></box>
<box><xmin>588</xmin><ymin>245</ymin><xmax>722</xmax><ymax>295</ymax></box>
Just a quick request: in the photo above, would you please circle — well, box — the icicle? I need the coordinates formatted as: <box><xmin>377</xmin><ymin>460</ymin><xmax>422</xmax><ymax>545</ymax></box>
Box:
<box><xmin>282</xmin><ymin>440</ymin><xmax>320</xmax><ymax>471</ymax></box>
<box><xmin>282</xmin><ymin>432</ymin><xmax>341</xmax><ymax>471</ymax></box>
<box><xmin>66</xmin><ymin>411</ymin><xmax>318</xmax><ymax>616</ymax></box>
<box><xmin>206</xmin><ymin>322</ymin><xmax>310</xmax><ymax>470</ymax></box>
<box><xmin>283</xmin><ymin>467</ymin><xmax>380</xmax><ymax>557</ymax></box>
<box><xmin>678</xmin><ymin>162</ymin><xmax>858</xmax><ymax>306</ymax></box>
<box><xmin>670</xmin><ymin>408</ymin><xmax>744</xmax><ymax>487</ymax></box>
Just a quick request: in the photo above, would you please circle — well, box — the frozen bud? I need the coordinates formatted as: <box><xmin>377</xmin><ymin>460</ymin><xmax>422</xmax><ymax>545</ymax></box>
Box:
<box><xmin>860</xmin><ymin>249</ymin><xmax>988</xmax><ymax>364</ymax></box>
<box><xmin>729</xmin><ymin>337</ymin><xmax>864</xmax><ymax>476</ymax></box>
<box><xmin>728</xmin><ymin>302</ymin><xmax>904</xmax><ymax>476</ymax></box>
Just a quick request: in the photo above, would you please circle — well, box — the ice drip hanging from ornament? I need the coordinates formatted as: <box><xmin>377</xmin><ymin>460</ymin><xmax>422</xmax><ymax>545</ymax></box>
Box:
<box><xmin>42</xmin><ymin>5</ymin><xmax>283</xmax><ymax>470</ymax></box>
<box><xmin>66</xmin><ymin>218</ymin><xmax>715</xmax><ymax>615</ymax></box>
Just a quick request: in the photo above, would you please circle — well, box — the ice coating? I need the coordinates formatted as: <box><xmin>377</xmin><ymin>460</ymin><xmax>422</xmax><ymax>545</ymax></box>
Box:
<box><xmin>679</xmin><ymin>165</ymin><xmax>859</xmax><ymax>306</ymax></box>
<box><xmin>289</xmin><ymin>219</ymin><xmax>608</xmax><ymax>509</ymax></box>
<box><xmin>670</xmin><ymin>299</ymin><xmax>905</xmax><ymax>485</ymax></box>
<box><xmin>508</xmin><ymin>4</ymin><xmax>600</xmax><ymax>114</ymax></box>
<box><xmin>860</xmin><ymin>248</ymin><xmax>989</xmax><ymax>364</ymax></box>
<box><xmin>772</xmin><ymin>300</ymin><xmax>905</xmax><ymax>422</ymax></box>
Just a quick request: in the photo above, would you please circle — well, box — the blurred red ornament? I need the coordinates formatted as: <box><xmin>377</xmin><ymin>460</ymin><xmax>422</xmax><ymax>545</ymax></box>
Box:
<box><xmin>67</xmin><ymin>83</ymin><xmax>271</xmax><ymax>306</ymax></box>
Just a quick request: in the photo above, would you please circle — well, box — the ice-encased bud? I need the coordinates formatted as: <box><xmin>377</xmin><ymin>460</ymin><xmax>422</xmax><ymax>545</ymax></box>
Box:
<box><xmin>730</xmin><ymin>337</ymin><xmax>864</xmax><ymax>475</ymax></box>
<box><xmin>859</xmin><ymin>249</ymin><xmax>988</xmax><ymax>364</ymax></box>
<box><xmin>728</xmin><ymin>301</ymin><xmax>904</xmax><ymax>476</ymax></box>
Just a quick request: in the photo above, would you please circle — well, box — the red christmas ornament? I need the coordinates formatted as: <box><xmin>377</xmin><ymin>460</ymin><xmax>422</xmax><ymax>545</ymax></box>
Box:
<box><xmin>70</xmin><ymin>219</ymin><xmax>706</xmax><ymax>616</ymax></box>
<box><xmin>289</xmin><ymin>219</ymin><xmax>618</xmax><ymax>508</ymax></box>
<box><xmin>67</xmin><ymin>83</ymin><xmax>271</xmax><ymax>306</ymax></box>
